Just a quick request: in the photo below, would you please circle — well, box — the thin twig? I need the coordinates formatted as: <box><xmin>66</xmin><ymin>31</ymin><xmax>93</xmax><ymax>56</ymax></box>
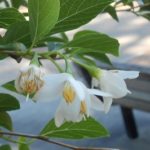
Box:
<box><xmin>116</xmin><ymin>3</ymin><xmax>150</xmax><ymax>12</ymax></box>
<box><xmin>0</xmin><ymin>131</ymin><xmax>118</xmax><ymax>150</ymax></box>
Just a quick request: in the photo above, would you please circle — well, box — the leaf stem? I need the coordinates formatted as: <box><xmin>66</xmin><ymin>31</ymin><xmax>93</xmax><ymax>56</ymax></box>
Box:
<box><xmin>4</xmin><ymin>0</ymin><xmax>10</xmax><ymax>7</ymax></box>
<box><xmin>1</xmin><ymin>136</ymin><xmax>29</xmax><ymax>145</ymax></box>
<box><xmin>44</xmin><ymin>55</ymin><xmax>63</xmax><ymax>73</ymax></box>
<box><xmin>0</xmin><ymin>131</ymin><xmax>118</xmax><ymax>150</ymax></box>
<box><xmin>57</xmin><ymin>53</ymin><xmax>69</xmax><ymax>73</ymax></box>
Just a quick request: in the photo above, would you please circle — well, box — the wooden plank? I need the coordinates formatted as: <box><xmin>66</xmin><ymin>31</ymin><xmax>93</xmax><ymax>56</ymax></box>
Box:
<box><xmin>114</xmin><ymin>90</ymin><xmax>150</xmax><ymax>112</ymax></box>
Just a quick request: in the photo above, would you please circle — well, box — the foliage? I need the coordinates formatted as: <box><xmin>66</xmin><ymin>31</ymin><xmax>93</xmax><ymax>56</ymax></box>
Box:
<box><xmin>0</xmin><ymin>0</ymin><xmax>144</xmax><ymax>149</ymax></box>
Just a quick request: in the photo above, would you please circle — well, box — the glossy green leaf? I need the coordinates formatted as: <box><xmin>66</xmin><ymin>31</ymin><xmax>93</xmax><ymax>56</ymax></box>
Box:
<box><xmin>71</xmin><ymin>47</ymin><xmax>112</xmax><ymax>65</ymax></box>
<box><xmin>41</xmin><ymin>36</ymin><xmax>65</xmax><ymax>43</ymax></box>
<box><xmin>0</xmin><ymin>8</ymin><xmax>25</xmax><ymax>29</ymax></box>
<box><xmin>0</xmin><ymin>145</ymin><xmax>11</xmax><ymax>150</ymax></box>
<box><xmin>28</xmin><ymin>0</ymin><xmax>60</xmax><ymax>44</ymax></box>
<box><xmin>51</xmin><ymin>0</ymin><xmax>113</xmax><ymax>34</ymax></box>
<box><xmin>41</xmin><ymin>117</ymin><xmax>109</xmax><ymax>139</ymax></box>
<box><xmin>85</xmin><ymin>52</ymin><xmax>112</xmax><ymax>65</ymax></box>
<box><xmin>2</xmin><ymin>81</ymin><xmax>17</xmax><ymax>93</ymax></box>
<box><xmin>0</xmin><ymin>94</ymin><xmax>20</xmax><ymax>111</ymax></box>
<box><xmin>11</xmin><ymin>0</ymin><xmax>22</xmax><ymax>8</ymax></box>
<box><xmin>104</xmin><ymin>6</ymin><xmax>118</xmax><ymax>21</ymax></box>
<box><xmin>66</xmin><ymin>30</ymin><xmax>119</xmax><ymax>56</ymax></box>
<box><xmin>4</xmin><ymin>21</ymin><xmax>31</xmax><ymax>47</ymax></box>
<box><xmin>76</xmin><ymin>55</ymin><xmax>96</xmax><ymax>66</ymax></box>
<box><xmin>0</xmin><ymin>112</ymin><xmax>12</xmax><ymax>131</ymax></box>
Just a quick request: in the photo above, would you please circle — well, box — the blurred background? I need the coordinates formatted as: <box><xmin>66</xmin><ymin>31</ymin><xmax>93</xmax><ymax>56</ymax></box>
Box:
<box><xmin>0</xmin><ymin>1</ymin><xmax>150</xmax><ymax>150</ymax></box>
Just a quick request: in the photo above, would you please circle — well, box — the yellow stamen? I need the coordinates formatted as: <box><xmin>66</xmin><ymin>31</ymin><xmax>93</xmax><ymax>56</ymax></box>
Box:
<box><xmin>23</xmin><ymin>79</ymin><xmax>44</xmax><ymax>94</ymax></box>
<box><xmin>80</xmin><ymin>101</ymin><xmax>87</xmax><ymax>114</ymax></box>
<box><xmin>63</xmin><ymin>82</ymin><xmax>75</xmax><ymax>104</ymax></box>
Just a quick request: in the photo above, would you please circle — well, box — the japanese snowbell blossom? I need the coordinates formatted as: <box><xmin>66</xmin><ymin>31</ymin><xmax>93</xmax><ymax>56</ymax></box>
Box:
<box><xmin>92</xmin><ymin>69</ymin><xmax>139</xmax><ymax>113</ymax></box>
<box><xmin>34</xmin><ymin>73</ymin><xmax>112</xmax><ymax>127</ymax></box>
<box><xmin>15</xmin><ymin>64</ymin><xmax>45</xmax><ymax>100</ymax></box>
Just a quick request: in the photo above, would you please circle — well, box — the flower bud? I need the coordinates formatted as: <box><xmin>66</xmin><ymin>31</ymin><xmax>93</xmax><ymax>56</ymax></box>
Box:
<box><xmin>87</xmin><ymin>67</ymin><xmax>102</xmax><ymax>79</ymax></box>
<box><xmin>15</xmin><ymin>65</ymin><xmax>45</xmax><ymax>95</ymax></box>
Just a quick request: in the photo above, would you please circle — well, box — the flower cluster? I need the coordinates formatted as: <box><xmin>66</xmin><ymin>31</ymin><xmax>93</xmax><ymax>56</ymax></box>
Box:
<box><xmin>15</xmin><ymin>64</ymin><xmax>139</xmax><ymax>127</ymax></box>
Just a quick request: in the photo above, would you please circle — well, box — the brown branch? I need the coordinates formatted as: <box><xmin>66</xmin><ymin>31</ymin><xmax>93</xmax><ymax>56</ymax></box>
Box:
<box><xmin>0</xmin><ymin>131</ymin><xmax>118</xmax><ymax>150</ymax></box>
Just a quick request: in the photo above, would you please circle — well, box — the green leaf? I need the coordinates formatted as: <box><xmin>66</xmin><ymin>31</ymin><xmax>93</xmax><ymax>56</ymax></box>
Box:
<box><xmin>2</xmin><ymin>81</ymin><xmax>17</xmax><ymax>93</ymax></box>
<box><xmin>0</xmin><ymin>93</ymin><xmax>20</xmax><ymax>111</ymax></box>
<box><xmin>0</xmin><ymin>36</ymin><xmax>8</xmax><ymax>59</ymax></box>
<box><xmin>76</xmin><ymin>55</ymin><xmax>96</xmax><ymax>66</ymax></box>
<box><xmin>28</xmin><ymin>0</ymin><xmax>60</xmax><ymax>44</ymax></box>
<box><xmin>0</xmin><ymin>8</ymin><xmax>25</xmax><ymax>29</ymax></box>
<box><xmin>41</xmin><ymin>117</ymin><xmax>109</xmax><ymax>139</ymax></box>
<box><xmin>0</xmin><ymin>145</ymin><xmax>11</xmax><ymax>150</ymax></box>
<box><xmin>11</xmin><ymin>0</ymin><xmax>22</xmax><ymax>8</ymax></box>
<box><xmin>122</xmin><ymin>0</ymin><xmax>134</xmax><ymax>5</ymax></box>
<box><xmin>51</xmin><ymin>0</ymin><xmax>113</xmax><ymax>34</ymax></box>
<box><xmin>18</xmin><ymin>137</ymin><xmax>30</xmax><ymax>150</ymax></box>
<box><xmin>18</xmin><ymin>143</ymin><xmax>30</xmax><ymax>150</ymax></box>
<box><xmin>85</xmin><ymin>52</ymin><xmax>112</xmax><ymax>65</ymax></box>
<box><xmin>104</xmin><ymin>6</ymin><xmax>118</xmax><ymax>21</ymax></box>
<box><xmin>0</xmin><ymin>112</ymin><xmax>12</xmax><ymax>131</ymax></box>
<box><xmin>0</xmin><ymin>35</ymin><xmax>4</xmax><ymax>44</ymax></box>
<box><xmin>41</xmin><ymin>36</ymin><xmax>65</xmax><ymax>43</ymax></box>
<box><xmin>66</xmin><ymin>30</ymin><xmax>119</xmax><ymax>56</ymax></box>
<box><xmin>0</xmin><ymin>54</ymin><xmax>7</xmax><ymax>60</ymax></box>
<box><xmin>4</xmin><ymin>21</ymin><xmax>31</xmax><ymax>47</ymax></box>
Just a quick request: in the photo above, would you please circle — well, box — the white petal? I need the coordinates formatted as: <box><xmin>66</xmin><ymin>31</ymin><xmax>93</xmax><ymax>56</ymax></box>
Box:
<box><xmin>55</xmin><ymin>106</ymin><xmax>65</xmax><ymax>127</ymax></box>
<box><xmin>55</xmin><ymin>98</ymin><xmax>81</xmax><ymax>124</ymax></box>
<box><xmin>100</xmin><ymin>70</ymin><xmax>129</xmax><ymax>98</ymax></box>
<box><xmin>33</xmin><ymin>73</ymin><xmax>71</xmax><ymax>102</ymax></box>
<box><xmin>103</xmin><ymin>97</ymin><xmax>113</xmax><ymax>113</ymax></box>
<box><xmin>91</xmin><ymin>78</ymin><xmax>99</xmax><ymax>88</ymax></box>
<box><xmin>113</xmin><ymin>70</ymin><xmax>139</xmax><ymax>79</ymax></box>
<box><xmin>84</xmin><ymin>93</ymin><xmax>91</xmax><ymax>117</ymax></box>
<box><xmin>15</xmin><ymin>75</ymin><xmax>23</xmax><ymax>93</ymax></box>
<box><xmin>91</xmin><ymin>95</ymin><xmax>105</xmax><ymax>112</ymax></box>
<box><xmin>0</xmin><ymin>58</ymin><xmax>29</xmax><ymax>85</ymax></box>
<box><xmin>67</xmin><ymin>78</ymin><xmax>85</xmax><ymax>100</ymax></box>
<box><xmin>88</xmin><ymin>89</ymin><xmax>112</xmax><ymax>97</ymax></box>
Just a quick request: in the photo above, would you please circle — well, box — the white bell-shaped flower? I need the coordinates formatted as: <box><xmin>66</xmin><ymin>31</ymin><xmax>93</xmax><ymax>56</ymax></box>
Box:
<box><xmin>15</xmin><ymin>64</ymin><xmax>45</xmax><ymax>99</ymax></box>
<box><xmin>92</xmin><ymin>69</ymin><xmax>139</xmax><ymax>113</ymax></box>
<box><xmin>34</xmin><ymin>73</ymin><xmax>112</xmax><ymax>127</ymax></box>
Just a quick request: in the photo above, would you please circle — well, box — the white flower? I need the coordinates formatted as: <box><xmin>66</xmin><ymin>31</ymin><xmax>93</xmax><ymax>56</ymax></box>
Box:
<box><xmin>15</xmin><ymin>65</ymin><xmax>45</xmax><ymax>99</ymax></box>
<box><xmin>92</xmin><ymin>69</ymin><xmax>139</xmax><ymax>113</ymax></box>
<box><xmin>34</xmin><ymin>73</ymin><xmax>112</xmax><ymax>127</ymax></box>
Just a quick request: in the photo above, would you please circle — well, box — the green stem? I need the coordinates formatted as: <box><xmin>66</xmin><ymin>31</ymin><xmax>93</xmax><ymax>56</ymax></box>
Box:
<box><xmin>71</xmin><ymin>58</ymin><xmax>85</xmax><ymax>68</ymax></box>
<box><xmin>57</xmin><ymin>53</ymin><xmax>69</xmax><ymax>73</ymax></box>
<box><xmin>4</xmin><ymin>0</ymin><xmax>10</xmax><ymax>7</ymax></box>
<box><xmin>1</xmin><ymin>136</ymin><xmax>29</xmax><ymax>145</ymax></box>
<box><xmin>45</xmin><ymin>55</ymin><xmax>63</xmax><ymax>73</ymax></box>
